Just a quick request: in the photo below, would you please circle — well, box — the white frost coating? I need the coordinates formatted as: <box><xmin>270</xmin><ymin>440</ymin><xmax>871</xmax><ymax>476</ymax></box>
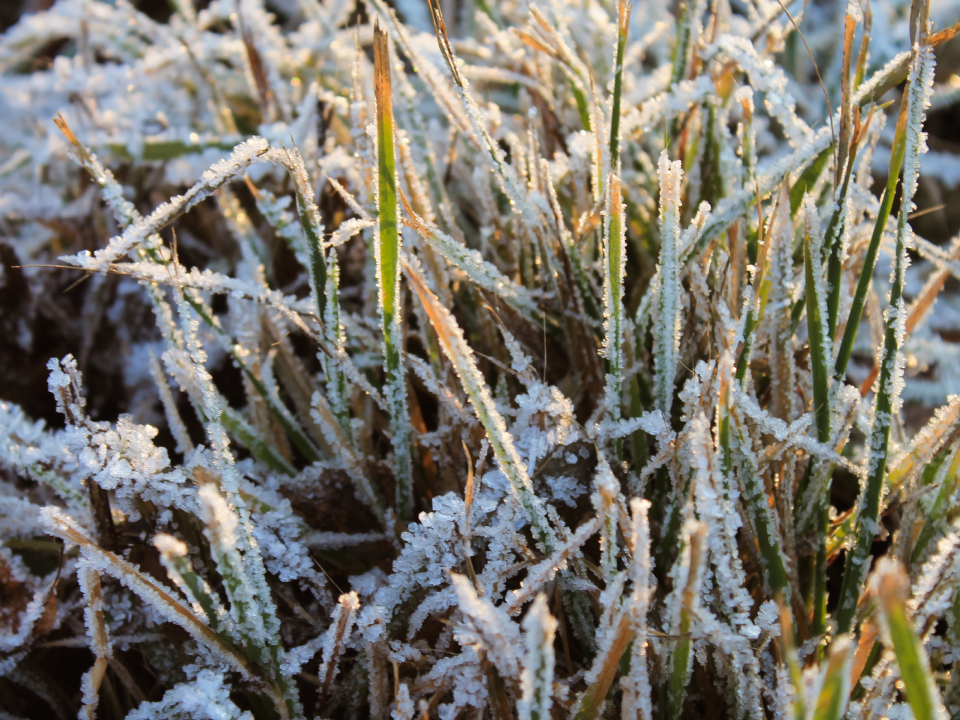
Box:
<box><xmin>593</xmin><ymin>411</ymin><xmax>667</xmax><ymax>441</ymax></box>
<box><xmin>518</xmin><ymin>594</ymin><xmax>557</xmax><ymax>720</ymax></box>
<box><xmin>899</xmin><ymin>43</ymin><xmax>936</xmax><ymax>230</ymax></box>
<box><xmin>601</xmin><ymin>174</ymin><xmax>628</xmax><ymax>424</ymax></box>
<box><xmin>450</xmin><ymin>573</ymin><xmax>522</xmax><ymax>682</ymax></box>
<box><xmin>39</xmin><ymin>507</ymin><xmax>259</xmax><ymax>683</ymax></box>
<box><xmin>198</xmin><ymin>484</ymin><xmax>240</xmax><ymax>552</ymax></box>
<box><xmin>653</xmin><ymin>151</ymin><xmax>683</xmax><ymax>417</ymax></box>
<box><xmin>506</xmin><ymin>517</ymin><xmax>601</xmax><ymax>614</ymax></box>
<box><xmin>392</xmin><ymin>682</ymin><xmax>415</xmax><ymax>720</ymax></box>
<box><xmin>620</xmin><ymin>499</ymin><xmax>654</xmax><ymax>720</ymax></box>
<box><xmin>316</xmin><ymin>592</ymin><xmax>360</xmax><ymax>689</ymax></box>
<box><xmin>404</xmin><ymin>257</ymin><xmax>556</xmax><ymax>554</ymax></box>
<box><xmin>64</xmin><ymin>138</ymin><xmax>271</xmax><ymax>271</ymax></box>
<box><xmin>715</xmin><ymin>36</ymin><xmax>812</xmax><ymax>147</ymax></box>
<box><xmin>125</xmin><ymin>668</ymin><xmax>254</xmax><ymax>720</ymax></box>
<box><xmin>591</xmin><ymin>453</ymin><xmax>623</xmax><ymax>581</ymax></box>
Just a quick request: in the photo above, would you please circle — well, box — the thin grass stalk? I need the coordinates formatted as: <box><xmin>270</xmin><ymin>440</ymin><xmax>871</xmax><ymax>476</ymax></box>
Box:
<box><xmin>911</xmin><ymin>445</ymin><xmax>960</xmax><ymax>564</ymax></box>
<box><xmin>374</xmin><ymin>21</ymin><xmax>413</xmax><ymax>522</ymax></box>
<box><xmin>734</xmin><ymin>163</ymin><xmax>769</xmax><ymax>384</ymax></box>
<box><xmin>663</xmin><ymin>520</ymin><xmax>707</xmax><ymax>720</ymax></box>
<box><xmin>518</xmin><ymin>595</ymin><xmax>556</xmax><ymax>720</ymax></box>
<box><xmin>653</xmin><ymin>152</ymin><xmax>683</xmax><ymax>419</ymax></box>
<box><xmin>810</xmin><ymin>636</ymin><xmax>854</xmax><ymax>720</ymax></box>
<box><xmin>803</xmin><ymin>195</ymin><xmax>833</xmax><ymax>445</ymax></box>
<box><xmin>834</xmin><ymin>88</ymin><xmax>909</xmax><ymax>381</ymax></box>
<box><xmin>836</xmin><ymin>44</ymin><xmax>935</xmax><ymax>633</ymax></box>
<box><xmin>824</xmin><ymin>138</ymin><xmax>860</xmax><ymax>336</ymax></box>
<box><xmin>802</xmin><ymin>193</ymin><xmax>834</xmax><ymax>636</ymax></box>
<box><xmin>731</xmin><ymin>405</ymin><xmax>790</xmax><ymax>599</ymax></box>
<box><xmin>602</xmin><ymin>174</ymin><xmax>627</xmax><ymax>457</ymax></box>
<box><xmin>78</xmin><ymin>565</ymin><xmax>109</xmax><ymax>720</ymax></box>
<box><xmin>874</xmin><ymin>560</ymin><xmax>949</xmax><ymax>720</ymax></box>
<box><xmin>318</xmin><ymin>592</ymin><xmax>360</xmax><ymax>709</ymax></box>
<box><xmin>609</xmin><ymin>0</ymin><xmax>632</xmax><ymax>173</ymax></box>
<box><xmin>622</xmin><ymin>499</ymin><xmax>654</xmax><ymax>720</ymax></box>
<box><xmin>404</xmin><ymin>256</ymin><xmax>556</xmax><ymax>554</ymax></box>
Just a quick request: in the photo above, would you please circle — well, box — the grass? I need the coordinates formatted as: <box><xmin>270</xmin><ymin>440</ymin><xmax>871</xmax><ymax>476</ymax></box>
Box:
<box><xmin>0</xmin><ymin>0</ymin><xmax>960</xmax><ymax>719</ymax></box>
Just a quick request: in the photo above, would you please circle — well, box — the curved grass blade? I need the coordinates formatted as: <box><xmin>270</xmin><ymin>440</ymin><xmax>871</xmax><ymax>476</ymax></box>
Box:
<box><xmin>403</xmin><ymin>255</ymin><xmax>555</xmax><ymax>554</ymax></box>
<box><xmin>874</xmin><ymin>560</ymin><xmax>949</xmax><ymax>720</ymax></box>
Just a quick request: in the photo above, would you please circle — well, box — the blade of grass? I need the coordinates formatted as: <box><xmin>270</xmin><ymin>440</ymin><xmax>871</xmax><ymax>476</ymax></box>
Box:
<box><xmin>802</xmin><ymin>193</ymin><xmax>834</xmax><ymax>636</ymax></box>
<box><xmin>810</xmin><ymin>636</ymin><xmax>854</xmax><ymax>720</ymax></box>
<box><xmin>836</xmin><ymin>43</ymin><xmax>935</xmax><ymax>634</ymax></box>
<box><xmin>911</xmin><ymin>444</ymin><xmax>960</xmax><ymax>564</ymax></box>
<box><xmin>374</xmin><ymin>21</ymin><xmax>413</xmax><ymax>522</ymax></box>
<box><xmin>519</xmin><ymin>595</ymin><xmax>557</xmax><ymax>720</ymax></box>
<box><xmin>40</xmin><ymin>508</ymin><xmax>287</xmax><ymax>714</ymax></box>
<box><xmin>609</xmin><ymin>0</ymin><xmax>632</xmax><ymax>172</ymax></box>
<box><xmin>602</xmin><ymin>174</ymin><xmax>627</xmax><ymax>458</ymax></box>
<box><xmin>404</xmin><ymin>255</ymin><xmax>555</xmax><ymax>554</ymax></box>
<box><xmin>874</xmin><ymin>560</ymin><xmax>949</xmax><ymax>720</ymax></box>
<box><xmin>834</xmin><ymin>85</ymin><xmax>910</xmax><ymax>381</ymax></box>
<box><xmin>663</xmin><ymin>520</ymin><xmax>707</xmax><ymax>720</ymax></box>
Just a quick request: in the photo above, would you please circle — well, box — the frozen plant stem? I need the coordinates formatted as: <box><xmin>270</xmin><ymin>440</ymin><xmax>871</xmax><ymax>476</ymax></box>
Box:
<box><xmin>836</xmin><ymin>44</ymin><xmax>934</xmax><ymax>634</ymax></box>
<box><xmin>834</xmin><ymin>80</ymin><xmax>910</xmax><ymax>382</ymax></box>
<box><xmin>802</xmin><ymin>193</ymin><xmax>833</xmax><ymax>638</ymax></box>
<box><xmin>602</xmin><ymin>174</ymin><xmax>627</xmax><ymax>458</ymax></box>
<box><xmin>404</xmin><ymin>258</ymin><xmax>556</xmax><ymax>554</ymax></box>
<box><xmin>374</xmin><ymin>21</ymin><xmax>413</xmax><ymax>522</ymax></box>
<box><xmin>608</xmin><ymin>0</ymin><xmax>632</xmax><ymax>173</ymax></box>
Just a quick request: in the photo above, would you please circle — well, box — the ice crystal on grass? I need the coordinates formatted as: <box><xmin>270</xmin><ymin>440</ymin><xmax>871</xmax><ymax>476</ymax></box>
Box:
<box><xmin>2</xmin><ymin>0</ymin><xmax>960</xmax><ymax>717</ymax></box>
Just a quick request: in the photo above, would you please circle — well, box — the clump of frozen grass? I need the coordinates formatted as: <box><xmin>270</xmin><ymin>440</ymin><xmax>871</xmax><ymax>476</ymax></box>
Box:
<box><xmin>1</xmin><ymin>0</ymin><xmax>960</xmax><ymax>718</ymax></box>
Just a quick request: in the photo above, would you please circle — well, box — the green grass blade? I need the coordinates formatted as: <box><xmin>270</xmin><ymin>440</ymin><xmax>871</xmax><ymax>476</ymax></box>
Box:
<box><xmin>837</xmin><ymin>44</ymin><xmax>935</xmax><ymax>634</ymax></box>
<box><xmin>609</xmin><ymin>0</ymin><xmax>632</xmax><ymax>172</ymax></box>
<box><xmin>802</xmin><ymin>191</ymin><xmax>834</xmax><ymax>638</ymax></box>
<box><xmin>731</xmin><ymin>405</ymin><xmax>790</xmax><ymax>599</ymax></box>
<box><xmin>663</xmin><ymin>520</ymin><xmax>707</xmax><ymax>720</ymax></box>
<box><xmin>875</xmin><ymin>560</ymin><xmax>949</xmax><ymax>720</ymax></box>
<box><xmin>374</xmin><ymin>21</ymin><xmax>413</xmax><ymax>522</ymax></box>
<box><xmin>802</xmin><ymin>195</ymin><xmax>833</xmax><ymax>446</ymax></box>
<box><xmin>789</xmin><ymin>146</ymin><xmax>832</xmax><ymax>216</ymax></box>
<box><xmin>834</xmin><ymin>95</ymin><xmax>909</xmax><ymax>380</ymax></box>
<box><xmin>911</xmin><ymin>445</ymin><xmax>960</xmax><ymax>564</ymax></box>
<box><xmin>810</xmin><ymin>636</ymin><xmax>854</xmax><ymax>720</ymax></box>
